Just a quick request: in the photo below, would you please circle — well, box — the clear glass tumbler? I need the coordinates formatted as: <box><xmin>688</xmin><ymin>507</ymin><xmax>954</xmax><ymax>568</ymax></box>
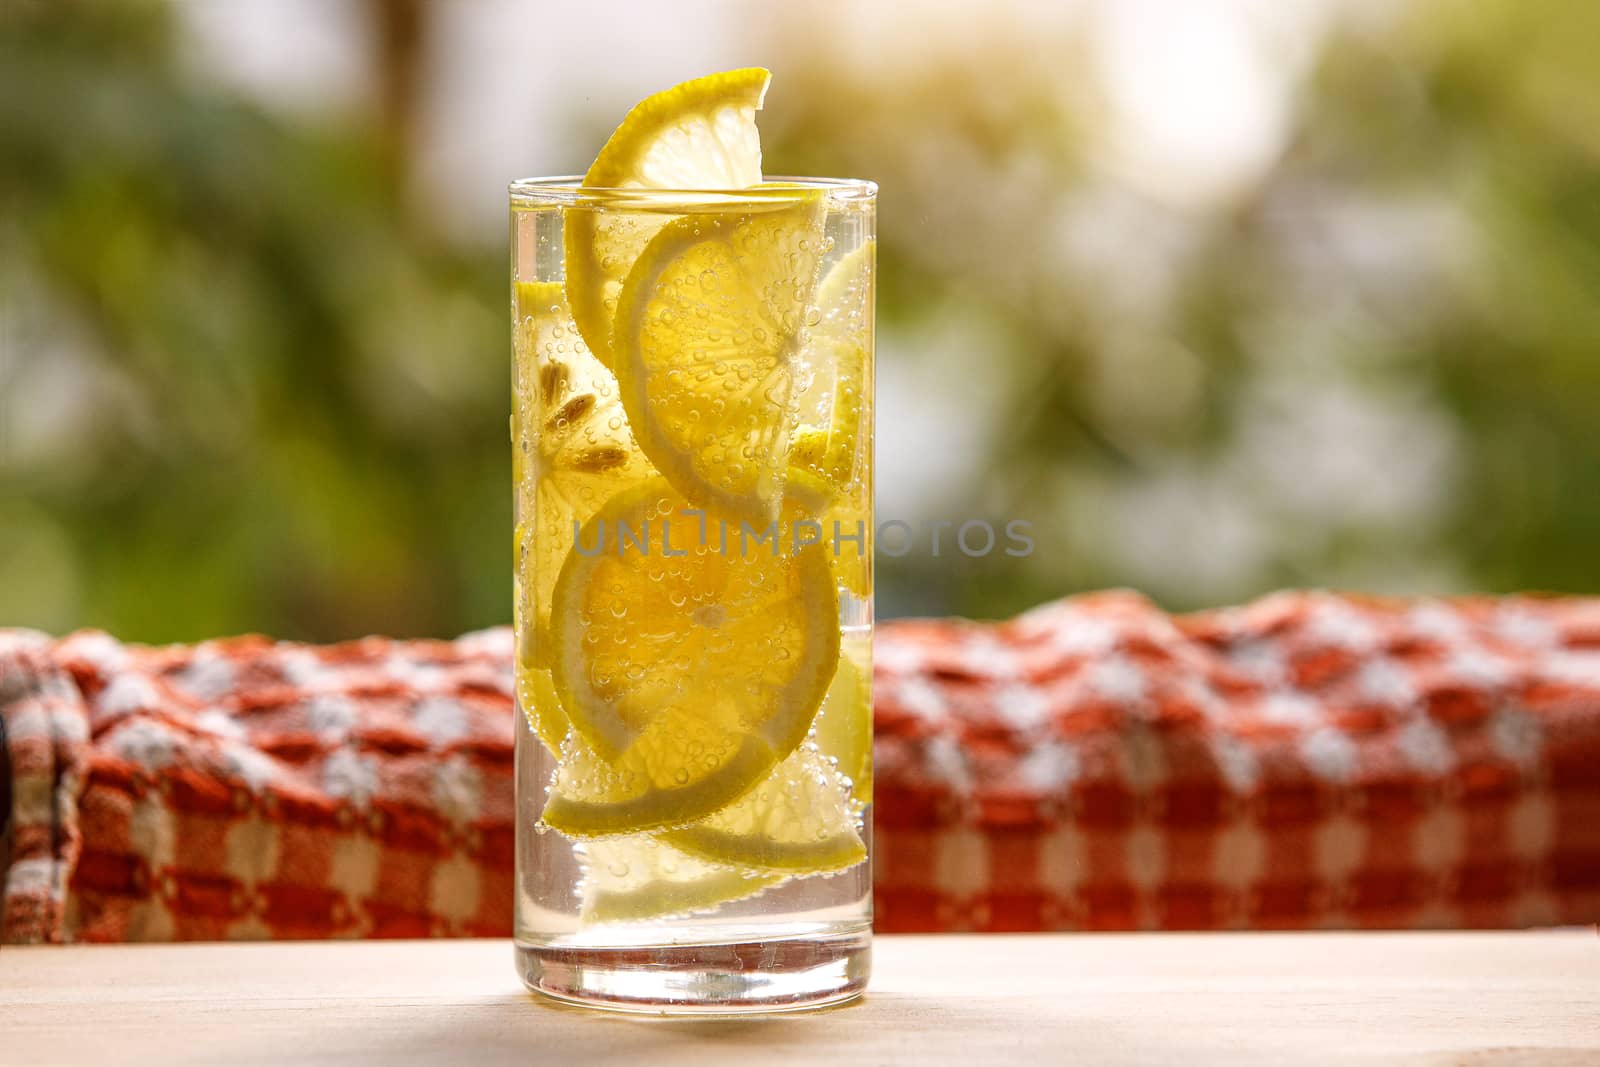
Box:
<box><xmin>510</xmin><ymin>177</ymin><xmax>875</xmax><ymax>1012</ymax></box>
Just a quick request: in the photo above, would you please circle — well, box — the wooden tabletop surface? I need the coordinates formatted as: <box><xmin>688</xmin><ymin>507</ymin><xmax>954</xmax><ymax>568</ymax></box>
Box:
<box><xmin>2</xmin><ymin>933</ymin><xmax>1596</xmax><ymax>1066</ymax></box>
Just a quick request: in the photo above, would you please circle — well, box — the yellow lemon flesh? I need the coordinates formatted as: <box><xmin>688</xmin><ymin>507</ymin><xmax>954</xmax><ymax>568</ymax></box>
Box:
<box><xmin>665</xmin><ymin>744</ymin><xmax>865</xmax><ymax>873</ymax></box>
<box><xmin>788</xmin><ymin>242</ymin><xmax>874</xmax><ymax>596</ymax></box>
<box><xmin>541</xmin><ymin>478</ymin><xmax>839</xmax><ymax>837</ymax></box>
<box><xmin>808</xmin><ymin>635</ymin><xmax>873</xmax><ymax>806</ymax></box>
<box><xmin>512</xmin><ymin>280</ymin><xmax>652</xmax><ymax>677</ymax></box>
<box><xmin>611</xmin><ymin>200</ymin><xmax>827</xmax><ymax>526</ymax></box>
<box><xmin>790</xmin><ymin>241</ymin><xmax>873</xmax><ymax>494</ymax></box>
<box><xmin>579</xmin><ymin>834</ymin><xmax>784</xmax><ymax>924</ymax></box>
<box><xmin>522</xmin><ymin>70</ymin><xmax>872</xmax><ymax>895</ymax></box>
<box><xmin>564</xmin><ymin>68</ymin><xmax>771</xmax><ymax>370</ymax></box>
<box><xmin>514</xmin><ymin>661</ymin><xmax>569</xmax><ymax>757</ymax></box>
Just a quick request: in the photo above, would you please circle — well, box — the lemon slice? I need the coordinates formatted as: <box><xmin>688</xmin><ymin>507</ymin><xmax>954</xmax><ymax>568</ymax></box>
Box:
<box><xmin>513</xmin><ymin>281</ymin><xmax>652</xmax><ymax>671</ymax></box>
<box><xmin>827</xmin><ymin>497</ymin><xmax>872</xmax><ymax>600</ymax></box>
<box><xmin>579</xmin><ymin>835</ymin><xmax>784</xmax><ymax>923</ymax></box>
<box><xmin>612</xmin><ymin>200</ymin><xmax>827</xmax><ymax>524</ymax></box>
<box><xmin>780</xmin><ymin>465</ymin><xmax>837</xmax><ymax>520</ymax></box>
<box><xmin>515</xmin><ymin>660</ymin><xmax>570</xmax><ymax>755</ymax></box>
<box><xmin>789</xmin><ymin>244</ymin><xmax>873</xmax><ymax>597</ymax></box>
<box><xmin>544</xmin><ymin>731</ymin><xmax>786</xmax><ymax>837</ymax></box>
<box><xmin>790</xmin><ymin>241</ymin><xmax>873</xmax><ymax>493</ymax></box>
<box><xmin>779</xmin><ymin>465</ymin><xmax>871</xmax><ymax>599</ymax></box>
<box><xmin>664</xmin><ymin>744</ymin><xmax>865</xmax><ymax>874</ymax></box>
<box><xmin>809</xmin><ymin>635</ymin><xmax>872</xmax><ymax>805</ymax></box>
<box><xmin>541</xmin><ymin>477</ymin><xmax>839</xmax><ymax>837</ymax></box>
<box><xmin>528</xmin><ymin>467</ymin><xmax>832</xmax><ymax>761</ymax></box>
<box><xmin>565</xmin><ymin>68</ymin><xmax>771</xmax><ymax>369</ymax></box>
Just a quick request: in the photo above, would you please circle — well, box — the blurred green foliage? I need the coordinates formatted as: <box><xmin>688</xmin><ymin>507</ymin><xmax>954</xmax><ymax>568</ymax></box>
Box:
<box><xmin>2</xmin><ymin>3</ymin><xmax>506</xmax><ymax>641</ymax></box>
<box><xmin>2</xmin><ymin>0</ymin><xmax>1598</xmax><ymax>642</ymax></box>
<box><xmin>763</xmin><ymin>0</ymin><xmax>1600</xmax><ymax>618</ymax></box>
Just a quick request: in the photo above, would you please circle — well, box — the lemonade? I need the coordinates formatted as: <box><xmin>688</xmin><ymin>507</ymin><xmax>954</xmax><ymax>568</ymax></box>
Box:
<box><xmin>510</xmin><ymin>69</ymin><xmax>875</xmax><ymax>1012</ymax></box>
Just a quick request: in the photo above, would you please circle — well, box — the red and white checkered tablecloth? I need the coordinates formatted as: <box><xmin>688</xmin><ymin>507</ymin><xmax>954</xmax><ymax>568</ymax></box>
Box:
<box><xmin>3</xmin><ymin>591</ymin><xmax>1598</xmax><ymax>943</ymax></box>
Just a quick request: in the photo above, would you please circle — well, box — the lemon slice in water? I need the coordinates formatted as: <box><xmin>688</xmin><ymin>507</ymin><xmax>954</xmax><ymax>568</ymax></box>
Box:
<box><xmin>579</xmin><ymin>834</ymin><xmax>785</xmax><ymax>923</ymax></box>
<box><xmin>790</xmin><ymin>241</ymin><xmax>873</xmax><ymax>494</ymax></box>
<box><xmin>512</xmin><ymin>280</ymin><xmax>652</xmax><ymax>678</ymax></box>
<box><xmin>610</xmin><ymin>200</ymin><xmax>827</xmax><ymax>525</ymax></box>
<box><xmin>809</xmin><ymin>636</ymin><xmax>873</xmax><ymax>805</ymax></box>
<box><xmin>541</xmin><ymin>478</ymin><xmax>839</xmax><ymax>837</ymax></box>
<box><xmin>665</xmin><ymin>744</ymin><xmax>865</xmax><ymax>874</ymax></box>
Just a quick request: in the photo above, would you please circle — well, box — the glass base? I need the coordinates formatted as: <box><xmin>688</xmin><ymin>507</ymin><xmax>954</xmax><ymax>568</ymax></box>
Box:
<box><xmin>516</xmin><ymin>927</ymin><xmax>871</xmax><ymax>1014</ymax></box>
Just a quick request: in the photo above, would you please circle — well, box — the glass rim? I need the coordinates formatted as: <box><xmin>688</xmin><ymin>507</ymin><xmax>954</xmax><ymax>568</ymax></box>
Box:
<box><xmin>509</xmin><ymin>175</ymin><xmax>877</xmax><ymax>207</ymax></box>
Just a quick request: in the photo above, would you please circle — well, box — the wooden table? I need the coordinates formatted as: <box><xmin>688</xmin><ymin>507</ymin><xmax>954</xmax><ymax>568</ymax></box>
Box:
<box><xmin>2</xmin><ymin>933</ymin><xmax>1596</xmax><ymax>1065</ymax></box>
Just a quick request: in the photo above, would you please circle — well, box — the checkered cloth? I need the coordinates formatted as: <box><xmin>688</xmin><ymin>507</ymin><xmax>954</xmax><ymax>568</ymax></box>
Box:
<box><xmin>0</xmin><ymin>630</ymin><xmax>515</xmax><ymax>942</ymax></box>
<box><xmin>3</xmin><ymin>591</ymin><xmax>1598</xmax><ymax>943</ymax></box>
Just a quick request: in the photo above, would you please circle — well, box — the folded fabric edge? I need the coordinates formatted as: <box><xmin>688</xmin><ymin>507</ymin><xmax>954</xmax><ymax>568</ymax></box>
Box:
<box><xmin>0</xmin><ymin>630</ymin><xmax>93</xmax><ymax>944</ymax></box>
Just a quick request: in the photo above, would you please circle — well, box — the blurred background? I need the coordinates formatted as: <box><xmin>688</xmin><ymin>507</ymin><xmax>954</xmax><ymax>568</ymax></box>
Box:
<box><xmin>3</xmin><ymin>0</ymin><xmax>1598</xmax><ymax>643</ymax></box>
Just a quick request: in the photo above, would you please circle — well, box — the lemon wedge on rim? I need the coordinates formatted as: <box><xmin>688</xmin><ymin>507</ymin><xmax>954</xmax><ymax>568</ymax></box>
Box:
<box><xmin>564</xmin><ymin>68</ymin><xmax>771</xmax><ymax>370</ymax></box>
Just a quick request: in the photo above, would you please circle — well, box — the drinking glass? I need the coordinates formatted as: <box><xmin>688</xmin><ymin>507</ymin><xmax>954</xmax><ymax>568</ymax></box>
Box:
<box><xmin>510</xmin><ymin>177</ymin><xmax>875</xmax><ymax>1012</ymax></box>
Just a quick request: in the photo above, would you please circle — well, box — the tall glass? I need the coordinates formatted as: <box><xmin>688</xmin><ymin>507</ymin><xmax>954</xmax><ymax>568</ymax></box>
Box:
<box><xmin>510</xmin><ymin>177</ymin><xmax>875</xmax><ymax>1012</ymax></box>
